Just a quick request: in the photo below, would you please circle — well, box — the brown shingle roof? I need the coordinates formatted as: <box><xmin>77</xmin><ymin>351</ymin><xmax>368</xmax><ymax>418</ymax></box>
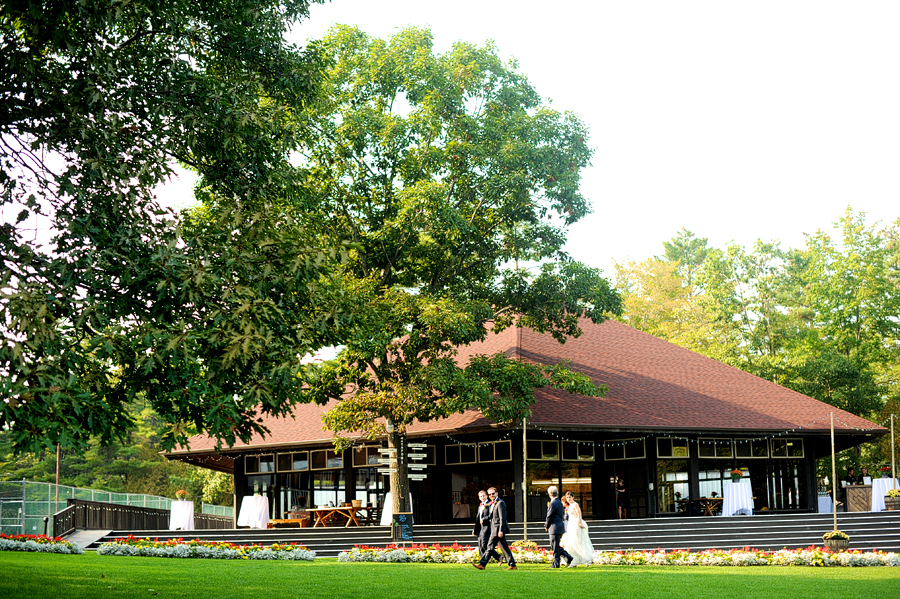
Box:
<box><xmin>170</xmin><ymin>319</ymin><xmax>882</xmax><ymax>455</ymax></box>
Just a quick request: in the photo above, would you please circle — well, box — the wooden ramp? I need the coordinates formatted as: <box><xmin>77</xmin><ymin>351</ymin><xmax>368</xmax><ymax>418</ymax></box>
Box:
<box><xmin>80</xmin><ymin>511</ymin><xmax>900</xmax><ymax>558</ymax></box>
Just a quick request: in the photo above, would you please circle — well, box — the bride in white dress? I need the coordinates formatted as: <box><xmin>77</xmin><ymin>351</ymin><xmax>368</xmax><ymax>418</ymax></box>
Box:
<box><xmin>560</xmin><ymin>494</ymin><xmax>594</xmax><ymax>566</ymax></box>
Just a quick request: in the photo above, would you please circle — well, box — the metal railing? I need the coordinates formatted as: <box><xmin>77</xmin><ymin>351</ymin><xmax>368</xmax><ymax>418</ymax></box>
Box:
<box><xmin>53</xmin><ymin>499</ymin><xmax>234</xmax><ymax>536</ymax></box>
<box><xmin>1</xmin><ymin>480</ymin><xmax>234</xmax><ymax>537</ymax></box>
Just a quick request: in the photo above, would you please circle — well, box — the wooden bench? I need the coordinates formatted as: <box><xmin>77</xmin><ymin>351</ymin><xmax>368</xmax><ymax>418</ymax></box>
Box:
<box><xmin>266</xmin><ymin>517</ymin><xmax>310</xmax><ymax>529</ymax></box>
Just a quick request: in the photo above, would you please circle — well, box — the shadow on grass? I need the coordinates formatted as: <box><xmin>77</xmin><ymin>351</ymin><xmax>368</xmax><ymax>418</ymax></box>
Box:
<box><xmin>2</xmin><ymin>553</ymin><xmax>898</xmax><ymax>599</ymax></box>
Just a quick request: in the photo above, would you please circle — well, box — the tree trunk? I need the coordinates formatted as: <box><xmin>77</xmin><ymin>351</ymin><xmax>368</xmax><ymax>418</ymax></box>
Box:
<box><xmin>388</xmin><ymin>431</ymin><xmax>409</xmax><ymax>515</ymax></box>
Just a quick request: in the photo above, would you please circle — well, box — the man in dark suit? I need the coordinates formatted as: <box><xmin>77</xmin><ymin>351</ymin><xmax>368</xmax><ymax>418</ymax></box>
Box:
<box><xmin>545</xmin><ymin>485</ymin><xmax>573</xmax><ymax>568</ymax></box>
<box><xmin>473</xmin><ymin>487</ymin><xmax>517</xmax><ymax>570</ymax></box>
<box><xmin>472</xmin><ymin>490</ymin><xmax>492</xmax><ymax>559</ymax></box>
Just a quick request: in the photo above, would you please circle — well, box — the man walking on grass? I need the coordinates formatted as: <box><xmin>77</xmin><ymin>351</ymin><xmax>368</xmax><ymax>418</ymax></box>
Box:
<box><xmin>545</xmin><ymin>485</ymin><xmax>574</xmax><ymax>568</ymax></box>
<box><xmin>473</xmin><ymin>487</ymin><xmax>517</xmax><ymax>570</ymax></box>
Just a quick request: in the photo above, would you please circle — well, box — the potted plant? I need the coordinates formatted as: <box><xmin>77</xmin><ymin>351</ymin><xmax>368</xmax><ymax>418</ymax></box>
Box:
<box><xmin>885</xmin><ymin>488</ymin><xmax>900</xmax><ymax>511</ymax></box>
<box><xmin>822</xmin><ymin>529</ymin><xmax>849</xmax><ymax>550</ymax></box>
<box><xmin>880</xmin><ymin>465</ymin><xmax>892</xmax><ymax>478</ymax></box>
<box><xmin>175</xmin><ymin>489</ymin><xmax>187</xmax><ymax>501</ymax></box>
<box><xmin>730</xmin><ymin>469</ymin><xmax>743</xmax><ymax>482</ymax></box>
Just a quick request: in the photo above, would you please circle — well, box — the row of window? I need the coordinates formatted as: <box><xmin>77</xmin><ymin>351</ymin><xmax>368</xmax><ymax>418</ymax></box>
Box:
<box><xmin>246</xmin><ymin>446</ymin><xmax>440</xmax><ymax>474</ymax></box>
<box><xmin>245</xmin><ymin>437</ymin><xmax>805</xmax><ymax>473</ymax></box>
<box><xmin>615</xmin><ymin>437</ymin><xmax>804</xmax><ymax>461</ymax></box>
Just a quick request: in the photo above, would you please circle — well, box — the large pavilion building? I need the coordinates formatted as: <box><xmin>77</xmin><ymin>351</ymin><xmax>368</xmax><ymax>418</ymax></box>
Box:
<box><xmin>167</xmin><ymin>319</ymin><xmax>886</xmax><ymax>523</ymax></box>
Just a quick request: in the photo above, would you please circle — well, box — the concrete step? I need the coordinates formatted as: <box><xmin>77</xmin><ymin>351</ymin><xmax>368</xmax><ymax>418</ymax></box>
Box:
<box><xmin>83</xmin><ymin>511</ymin><xmax>900</xmax><ymax>557</ymax></box>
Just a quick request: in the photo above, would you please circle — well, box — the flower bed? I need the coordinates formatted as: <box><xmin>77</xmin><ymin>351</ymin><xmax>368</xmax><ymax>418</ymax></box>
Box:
<box><xmin>595</xmin><ymin>547</ymin><xmax>898</xmax><ymax>567</ymax></box>
<box><xmin>338</xmin><ymin>543</ymin><xmax>481</xmax><ymax>563</ymax></box>
<box><xmin>97</xmin><ymin>535</ymin><xmax>315</xmax><ymax>560</ymax></box>
<box><xmin>337</xmin><ymin>543</ymin><xmax>899</xmax><ymax>567</ymax></box>
<box><xmin>0</xmin><ymin>533</ymin><xmax>84</xmax><ymax>555</ymax></box>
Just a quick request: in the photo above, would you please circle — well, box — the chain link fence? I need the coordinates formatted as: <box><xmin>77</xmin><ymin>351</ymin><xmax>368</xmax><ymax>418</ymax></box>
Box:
<box><xmin>0</xmin><ymin>480</ymin><xmax>233</xmax><ymax>537</ymax></box>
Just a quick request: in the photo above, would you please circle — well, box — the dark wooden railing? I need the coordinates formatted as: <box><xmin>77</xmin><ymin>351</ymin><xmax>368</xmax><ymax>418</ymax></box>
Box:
<box><xmin>53</xmin><ymin>499</ymin><xmax>233</xmax><ymax>536</ymax></box>
<box><xmin>54</xmin><ymin>504</ymin><xmax>77</xmax><ymax>537</ymax></box>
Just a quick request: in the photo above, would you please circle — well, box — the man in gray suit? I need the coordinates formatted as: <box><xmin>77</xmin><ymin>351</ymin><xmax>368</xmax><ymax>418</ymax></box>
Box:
<box><xmin>545</xmin><ymin>485</ymin><xmax>573</xmax><ymax>568</ymax></box>
<box><xmin>473</xmin><ymin>487</ymin><xmax>517</xmax><ymax>570</ymax></box>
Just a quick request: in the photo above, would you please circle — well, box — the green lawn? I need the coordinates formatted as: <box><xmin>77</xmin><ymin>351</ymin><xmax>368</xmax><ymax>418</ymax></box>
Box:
<box><xmin>3</xmin><ymin>552</ymin><xmax>898</xmax><ymax>599</ymax></box>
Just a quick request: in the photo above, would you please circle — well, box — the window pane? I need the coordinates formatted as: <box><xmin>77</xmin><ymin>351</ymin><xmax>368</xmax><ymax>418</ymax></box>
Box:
<box><xmin>294</xmin><ymin>452</ymin><xmax>309</xmax><ymax>470</ymax></box>
<box><xmin>526</xmin><ymin>461</ymin><xmax>556</xmax><ymax>496</ymax></box>
<box><xmin>562</xmin><ymin>463</ymin><xmax>593</xmax><ymax>514</ymax></box>
<box><xmin>752</xmin><ymin>441</ymin><xmax>768</xmax><ymax>458</ymax></box>
<box><xmin>259</xmin><ymin>455</ymin><xmax>274</xmax><ymax>472</ymax></box>
<box><xmin>577</xmin><ymin>442</ymin><xmax>595</xmax><ymax>461</ymax></box>
<box><xmin>657</xmin><ymin>438</ymin><xmax>673</xmax><ymax>457</ymax></box>
<box><xmin>419</xmin><ymin>445</ymin><xmax>436</xmax><ymax>465</ymax></box>
<box><xmin>277</xmin><ymin>452</ymin><xmax>308</xmax><ymax>472</ymax></box>
<box><xmin>604</xmin><ymin>442</ymin><xmax>625</xmax><ymax>461</ymax></box>
<box><xmin>326</xmin><ymin>450</ymin><xmax>342</xmax><ymax>468</ymax></box>
<box><xmin>311</xmin><ymin>450</ymin><xmax>326</xmax><ymax>470</ymax></box>
<box><xmin>353</xmin><ymin>447</ymin><xmax>376</xmax><ymax>467</ymax></box>
<box><xmin>562</xmin><ymin>441</ymin><xmax>578</xmax><ymax>461</ymax></box>
<box><xmin>658</xmin><ymin>438</ymin><xmax>688</xmax><ymax>458</ymax></box>
<box><xmin>657</xmin><ymin>459</ymin><xmax>689</xmax><ymax>513</ymax></box>
<box><xmin>735</xmin><ymin>439</ymin><xmax>769</xmax><ymax>458</ymax></box>
<box><xmin>478</xmin><ymin>443</ymin><xmax>495</xmax><ymax>463</ymax></box>
<box><xmin>541</xmin><ymin>441</ymin><xmax>559</xmax><ymax>460</ymax></box>
<box><xmin>624</xmin><ymin>439</ymin><xmax>645</xmax><ymax>459</ymax></box>
<box><xmin>699</xmin><ymin>439</ymin><xmax>734</xmax><ymax>458</ymax></box>
<box><xmin>461</xmin><ymin>444</ymin><xmax>477</xmax><ymax>463</ymax></box>
<box><xmin>495</xmin><ymin>441</ymin><xmax>512</xmax><ymax>462</ymax></box>
<box><xmin>772</xmin><ymin>438</ymin><xmax>804</xmax><ymax>458</ymax></box>
<box><xmin>277</xmin><ymin>453</ymin><xmax>292</xmax><ymax>472</ymax></box>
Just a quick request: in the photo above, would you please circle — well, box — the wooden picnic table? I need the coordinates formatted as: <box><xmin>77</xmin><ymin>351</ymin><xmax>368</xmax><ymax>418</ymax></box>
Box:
<box><xmin>698</xmin><ymin>497</ymin><xmax>722</xmax><ymax>516</ymax></box>
<box><xmin>674</xmin><ymin>497</ymin><xmax>722</xmax><ymax>516</ymax></box>
<box><xmin>307</xmin><ymin>506</ymin><xmax>364</xmax><ymax>528</ymax></box>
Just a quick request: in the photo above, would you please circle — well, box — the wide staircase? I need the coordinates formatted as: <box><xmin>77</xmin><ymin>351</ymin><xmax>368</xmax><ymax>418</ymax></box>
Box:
<box><xmin>83</xmin><ymin>511</ymin><xmax>900</xmax><ymax>558</ymax></box>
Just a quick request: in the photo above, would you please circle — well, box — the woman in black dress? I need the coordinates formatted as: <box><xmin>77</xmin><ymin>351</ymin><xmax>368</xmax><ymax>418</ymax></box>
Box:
<box><xmin>616</xmin><ymin>479</ymin><xmax>627</xmax><ymax>519</ymax></box>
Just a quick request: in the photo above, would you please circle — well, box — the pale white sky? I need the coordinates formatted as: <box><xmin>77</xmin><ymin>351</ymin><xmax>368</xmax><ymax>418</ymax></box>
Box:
<box><xmin>162</xmin><ymin>1</ymin><xmax>900</xmax><ymax>276</ymax></box>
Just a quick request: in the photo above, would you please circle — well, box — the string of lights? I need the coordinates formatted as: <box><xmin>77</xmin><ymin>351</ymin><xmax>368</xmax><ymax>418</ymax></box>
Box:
<box><xmin>444</xmin><ymin>428</ymin><xmax>517</xmax><ymax>447</ymax></box>
<box><xmin>235</xmin><ymin>409</ymin><xmax>895</xmax><ymax>465</ymax></box>
<box><xmin>524</xmin><ymin>409</ymin><xmax>891</xmax><ymax>448</ymax></box>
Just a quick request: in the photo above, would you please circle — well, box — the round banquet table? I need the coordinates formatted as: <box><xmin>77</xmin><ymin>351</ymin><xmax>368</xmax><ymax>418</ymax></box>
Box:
<box><xmin>871</xmin><ymin>477</ymin><xmax>899</xmax><ymax>512</ymax></box>
<box><xmin>379</xmin><ymin>492</ymin><xmax>414</xmax><ymax>525</ymax></box>
<box><xmin>169</xmin><ymin>500</ymin><xmax>195</xmax><ymax>531</ymax></box>
<box><xmin>817</xmin><ymin>496</ymin><xmax>834</xmax><ymax>513</ymax></box>
<box><xmin>721</xmin><ymin>481</ymin><xmax>753</xmax><ymax>516</ymax></box>
<box><xmin>237</xmin><ymin>495</ymin><xmax>270</xmax><ymax>529</ymax></box>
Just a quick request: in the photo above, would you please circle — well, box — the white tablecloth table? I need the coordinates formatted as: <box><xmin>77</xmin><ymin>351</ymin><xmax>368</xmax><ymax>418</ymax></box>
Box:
<box><xmin>169</xmin><ymin>500</ymin><xmax>195</xmax><ymax>531</ymax></box>
<box><xmin>721</xmin><ymin>481</ymin><xmax>753</xmax><ymax>516</ymax></box>
<box><xmin>817</xmin><ymin>496</ymin><xmax>833</xmax><ymax>513</ymax></box>
<box><xmin>871</xmin><ymin>478</ymin><xmax>899</xmax><ymax>512</ymax></box>
<box><xmin>380</xmin><ymin>492</ymin><xmax>414</xmax><ymax>525</ymax></box>
<box><xmin>237</xmin><ymin>495</ymin><xmax>270</xmax><ymax>529</ymax></box>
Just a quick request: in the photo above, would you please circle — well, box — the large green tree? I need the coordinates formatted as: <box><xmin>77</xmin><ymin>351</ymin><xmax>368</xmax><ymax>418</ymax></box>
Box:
<box><xmin>0</xmin><ymin>401</ymin><xmax>234</xmax><ymax>506</ymax></box>
<box><xmin>0</xmin><ymin>1</ymin><xmax>347</xmax><ymax>453</ymax></box>
<box><xmin>293</xmin><ymin>27</ymin><xmax>621</xmax><ymax>514</ymax></box>
<box><xmin>615</xmin><ymin>209</ymin><xmax>900</xmax><ymax>419</ymax></box>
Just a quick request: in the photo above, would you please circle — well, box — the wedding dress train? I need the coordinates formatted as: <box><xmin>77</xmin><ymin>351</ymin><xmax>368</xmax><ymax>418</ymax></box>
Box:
<box><xmin>560</xmin><ymin>501</ymin><xmax>594</xmax><ymax>565</ymax></box>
